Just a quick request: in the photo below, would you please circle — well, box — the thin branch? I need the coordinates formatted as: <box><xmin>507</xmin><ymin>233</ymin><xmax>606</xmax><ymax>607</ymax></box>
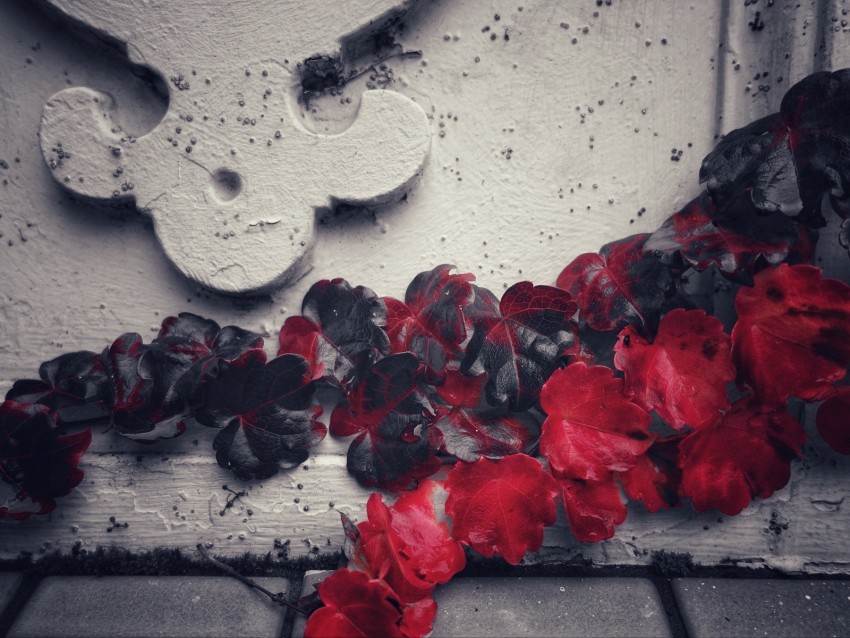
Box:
<box><xmin>196</xmin><ymin>543</ymin><xmax>307</xmax><ymax>616</ymax></box>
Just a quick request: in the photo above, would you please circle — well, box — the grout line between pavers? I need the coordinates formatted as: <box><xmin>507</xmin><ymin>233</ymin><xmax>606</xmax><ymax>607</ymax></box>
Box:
<box><xmin>652</xmin><ymin>577</ymin><xmax>690</xmax><ymax>638</ymax></box>
<box><xmin>0</xmin><ymin>573</ymin><xmax>42</xmax><ymax>638</ymax></box>
<box><xmin>278</xmin><ymin>570</ymin><xmax>305</xmax><ymax>638</ymax></box>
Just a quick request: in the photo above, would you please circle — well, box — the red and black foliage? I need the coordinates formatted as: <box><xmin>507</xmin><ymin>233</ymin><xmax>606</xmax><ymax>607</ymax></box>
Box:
<box><xmin>383</xmin><ymin>265</ymin><xmax>479</xmax><ymax>378</ymax></box>
<box><xmin>9</xmin><ymin>67</ymin><xmax>850</xmax><ymax>635</ymax></box>
<box><xmin>0</xmin><ymin>401</ymin><xmax>91</xmax><ymax>519</ymax></box>
<box><xmin>6</xmin><ymin>350</ymin><xmax>111</xmax><ymax>423</ymax></box>
<box><xmin>193</xmin><ymin>350</ymin><xmax>325</xmax><ymax>480</ymax></box>
<box><xmin>331</xmin><ymin>353</ymin><xmax>439</xmax><ymax>490</ymax></box>
<box><xmin>279</xmin><ymin>278</ymin><xmax>390</xmax><ymax>385</ymax></box>
<box><xmin>556</xmin><ymin>233</ymin><xmax>677</xmax><ymax>332</ymax></box>
<box><xmin>462</xmin><ymin>282</ymin><xmax>579</xmax><ymax>410</ymax></box>
<box><xmin>431</xmin><ymin>370</ymin><xmax>530</xmax><ymax>462</ymax></box>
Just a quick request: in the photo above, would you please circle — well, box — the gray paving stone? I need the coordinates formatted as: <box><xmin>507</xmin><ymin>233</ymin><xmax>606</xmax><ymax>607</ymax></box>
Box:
<box><xmin>293</xmin><ymin>573</ymin><xmax>671</xmax><ymax>637</ymax></box>
<box><xmin>432</xmin><ymin>577</ymin><xmax>672</xmax><ymax>637</ymax></box>
<box><xmin>0</xmin><ymin>573</ymin><xmax>22</xmax><ymax>615</ymax></box>
<box><xmin>8</xmin><ymin>576</ymin><xmax>290</xmax><ymax>638</ymax></box>
<box><xmin>672</xmin><ymin>578</ymin><xmax>850</xmax><ymax>637</ymax></box>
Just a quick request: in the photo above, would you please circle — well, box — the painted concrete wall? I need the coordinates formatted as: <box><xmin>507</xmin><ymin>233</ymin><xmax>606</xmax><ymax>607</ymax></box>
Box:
<box><xmin>1</xmin><ymin>0</ymin><xmax>850</xmax><ymax>570</ymax></box>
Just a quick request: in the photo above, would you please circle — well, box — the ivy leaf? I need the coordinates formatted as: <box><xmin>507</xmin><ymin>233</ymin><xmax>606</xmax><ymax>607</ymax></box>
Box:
<box><xmin>556</xmin><ymin>234</ymin><xmax>676</xmax><ymax>332</ymax></box>
<box><xmin>432</xmin><ymin>370</ymin><xmax>530</xmax><ymax>462</ymax></box>
<box><xmin>780</xmin><ymin>69</ymin><xmax>850</xmax><ymax>223</ymax></box>
<box><xmin>646</xmin><ymin>193</ymin><xmax>812</xmax><ymax>282</ymax></box>
<box><xmin>281</xmin><ymin>279</ymin><xmax>390</xmax><ymax>386</ymax></box>
<box><xmin>0</xmin><ymin>401</ymin><xmax>91</xmax><ymax>520</ymax></box>
<box><xmin>400</xmin><ymin>598</ymin><xmax>437</xmax><ymax>638</ymax></box>
<box><xmin>194</xmin><ymin>351</ymin><xmax>325</xmax><ymax>479</ymax></box>
<box><xmin>444</xmin><ymin>454</ymin><xmax>559</xmax><ymax>565</ymax></box>
<box><xmin>815</xmin><ymin>387</ymin><xmax>850</xmax><ymax>454</ymax></box>
<box><xmin>349</xmin><ymin>480</ymin><xmax>465</xmax><ymax>603</ymax></box>
<box><xmin>330</xmin><ymin>353</ymin><xmax>440</xmax><ymax>490</ymax></box>
<box><xmin>383</xmin><ymin>265</ymin><xmax>478</xmax><ymax>376</ymax></box>
<box><xmin>614</xmin><ymin>309</ymin><xmax>734</xmax><ymax>430</ymax></box>
<box><xmin>700</xmin><ymin>113</ymin><xmax>803</xmax><ymax>218</ymax></box>
<box><xmin>304</xmin><ymin>569</ymin><xmax>404</xmax><ymax>638</ymax></box>
<box><xmin>679</xmin><ymin>399</ymin><xmax>805</xmax><ymax>515</ymax></box>
<box><xmin>6</xmin><ymin>351</ymin><xmax>111</xmax><ymax>423</ymax></box>
<box><xmin>462</xmin><ymin>282</ymin><xmax>579</xmax><ymax>410</ymax></box>
<box><xmin>732</xmin><ymin>264</ymin><xmax>850</xmax><ymax>403</ymax></box>
<box><xmin>557</xmin><ymin>473</ymin><xmax>627</xmax><ymax>543</ymax></box>
<box><xmin>539</xmin><ymin>363</ymin><xmax>653</xmax><ymax>481</ymax></box>
<box><xmin>104</xmin><ymin>333</ymin><xmax>191</xmax><ymax>440</ymax></box>
<box><xmin>619</xmin><ymin>436</ymin><xmax>684</xmax><ymax>512</ymax></box>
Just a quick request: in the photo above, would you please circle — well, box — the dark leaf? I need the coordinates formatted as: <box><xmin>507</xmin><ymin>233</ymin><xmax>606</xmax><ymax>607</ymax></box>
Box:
<box><xmin>330</xmin><ymin>353</ymin><xmax>440</xmax><ymax>490</ymax></box>
<box><xmin>0</xmin><ymin>401</ymin><xmax>91</xmax><ymax>520</ymax></box>
<box><xmin>780</xmin><ymin>69</ymin><xmax>850</xmax><ymax>223</ymax></box>
<box><xmin>732</xmin><ymin>264</ymin><xmax>850</xmax><ymax>402</ymax></box>
<box><xmin>195</xmin><ymin>351</ymin><xmax>325</xmax><ymax>479</ymax></box>
<box><xmin>462</xmin><ymin>282</ymin><xmax>579</xmax><ymax>410</ymax></box>
<box><xmin>444</xmin><ymin>454</ymin><xmax>559</xmax><ymax>565</ymax></box>
<box><xmin>286</xmin><ymin>278</ymin><xmax>390</xmax><ymax>386</ymax></box>
<box><xmin>700</xmin><ymin>113</ymin><xmax>802</xmax><ymax>217</ymax></box>
<box><xmin>646</xmin><ymin>193</ymin><xmax>812</xmax><ymax>282</ymax></box>
<box><xmin>432</xmin><ymin>370</ymin><xmax>530</xmax><ymax>462</ymax></box>
<box><xmin>6</xmin><ymin>351</ymin><xmax>110</xmax><ymax>423</ymax></box>
<box><xmin>557</xmin><ymin>234</ymin><xmax>676</xmax><ymax>332</ymax></box>
<box><xmin>679</xmin><ymin>399</ymin><xmax>805</xmax><ymax>515</ymax></box>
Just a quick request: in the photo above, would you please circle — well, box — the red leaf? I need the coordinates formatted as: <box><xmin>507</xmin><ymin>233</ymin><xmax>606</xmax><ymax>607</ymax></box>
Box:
<box><xmin>556</xmin><ymin>234</ymin><xmax>675</xmax><ymax>331</ymax></box>
<box><xmin>304</xmin><ymin>569</ymin><xmax>403</xmax><ymax>638</ymax></box>
<box><xmin>331</xmin><ymin>353</ymin><xmax>440</xmax><ymax>490</ymax></box>
<box><xmin>558</xmin><ymin>473</ymin><xmax>627</xmax><ymax>543</ymax></box>
<box><xmin>679</xmin><ymin>399</ymin><xmax>805</xmax><ymax>515</ymax></box>
<box><xmin>816</xmin><ymin>387</ymin><xmax>850</xmax><ymax>454</ymax></box>
<box><xmin>539</xmin><ymin>363</ymin><xmax>653</xmax><ymax>481</ymax></box>
<box><xmin>432</xmin><ymin>371</ymin><xmax>530</xmax><ymax>462</ymax></box>
<box><xmin>0</xmin><ymin>401</ymin><xmax>92</xmax><ymax>520</ymax></box>
<box><xmin>614</xmin><ymin>309</ymin><xmax>734</xmax><ymax>430</ymax></box>
<box><xmin>400</xmin><ymin>598</ymin><xmax>437</xmax><ymax>638</ymax></box>
<box><xmin>619</xmin><ymin>436</ymin><xmax>684</xmax><ymax>512</ymax></box>
<box><xmin>462</xmin><ymin>282</ymin><xmax>579</xmax><ymax>410</ymax></box>
<box><xmin>351</xmin><ymin>480</ymin><xmax>465</xmax><ymax>603</ymax></box>
<box><xmin>384</xmin><ymin>265</ymin><xmax>477</xmax><ymax>374</ymax></box>
<box><xmin>732</xmin><ymin>264</ymin><xmax>850</xmax><ymax>402</ymax></box>
<box><xmin>444</xmin><ymin>454</ymin><xmax>559</xmax><ymax>565</ymax></box>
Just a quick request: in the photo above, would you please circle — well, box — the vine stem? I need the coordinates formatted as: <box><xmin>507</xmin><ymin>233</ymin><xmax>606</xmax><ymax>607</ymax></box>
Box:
<box><xmin>196</xmin><ymin>543</ymin><xmax>308</xmax><ymax>616</ymax></box>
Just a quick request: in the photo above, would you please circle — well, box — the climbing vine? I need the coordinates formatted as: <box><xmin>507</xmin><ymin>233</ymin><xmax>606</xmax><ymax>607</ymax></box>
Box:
<box><xmin>3</xmin><ymin>70</ymin><xmax>850</xmax><ymax>637</ymax></box>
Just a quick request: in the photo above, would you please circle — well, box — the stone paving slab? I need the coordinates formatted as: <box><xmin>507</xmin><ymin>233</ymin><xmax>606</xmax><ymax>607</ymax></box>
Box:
<box><xmin>7</xmin><ymin>576</ymin><xmax>290</xmax><ymax>638</ymax></box>
<box><xmin>293</xmin><ymin>573</ymin><xmax>671</xmax><ymax>638</ymax></box>
<box><xmin>431</xmin><ymin>577</ymin><xmax>672</xmax><ymax>638</ymax></box>
<box><xmin>672</xmin><ymin>578</ymin><xmax>850</xmax><ymax>638</ymax></box>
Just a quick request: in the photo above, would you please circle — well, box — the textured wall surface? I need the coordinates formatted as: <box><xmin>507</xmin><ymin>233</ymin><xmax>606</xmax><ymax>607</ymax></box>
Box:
<box><xmin>1</xmin><ymin>0</ymin><xmax>850</xmax><ymax>570</ymax></box>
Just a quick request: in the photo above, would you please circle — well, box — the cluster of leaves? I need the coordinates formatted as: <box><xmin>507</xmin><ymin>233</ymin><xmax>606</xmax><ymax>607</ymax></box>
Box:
<box><xmin>3</xmin><ymin>69</ymin><xmax>850</xmax><ymax>637</ymax></box>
